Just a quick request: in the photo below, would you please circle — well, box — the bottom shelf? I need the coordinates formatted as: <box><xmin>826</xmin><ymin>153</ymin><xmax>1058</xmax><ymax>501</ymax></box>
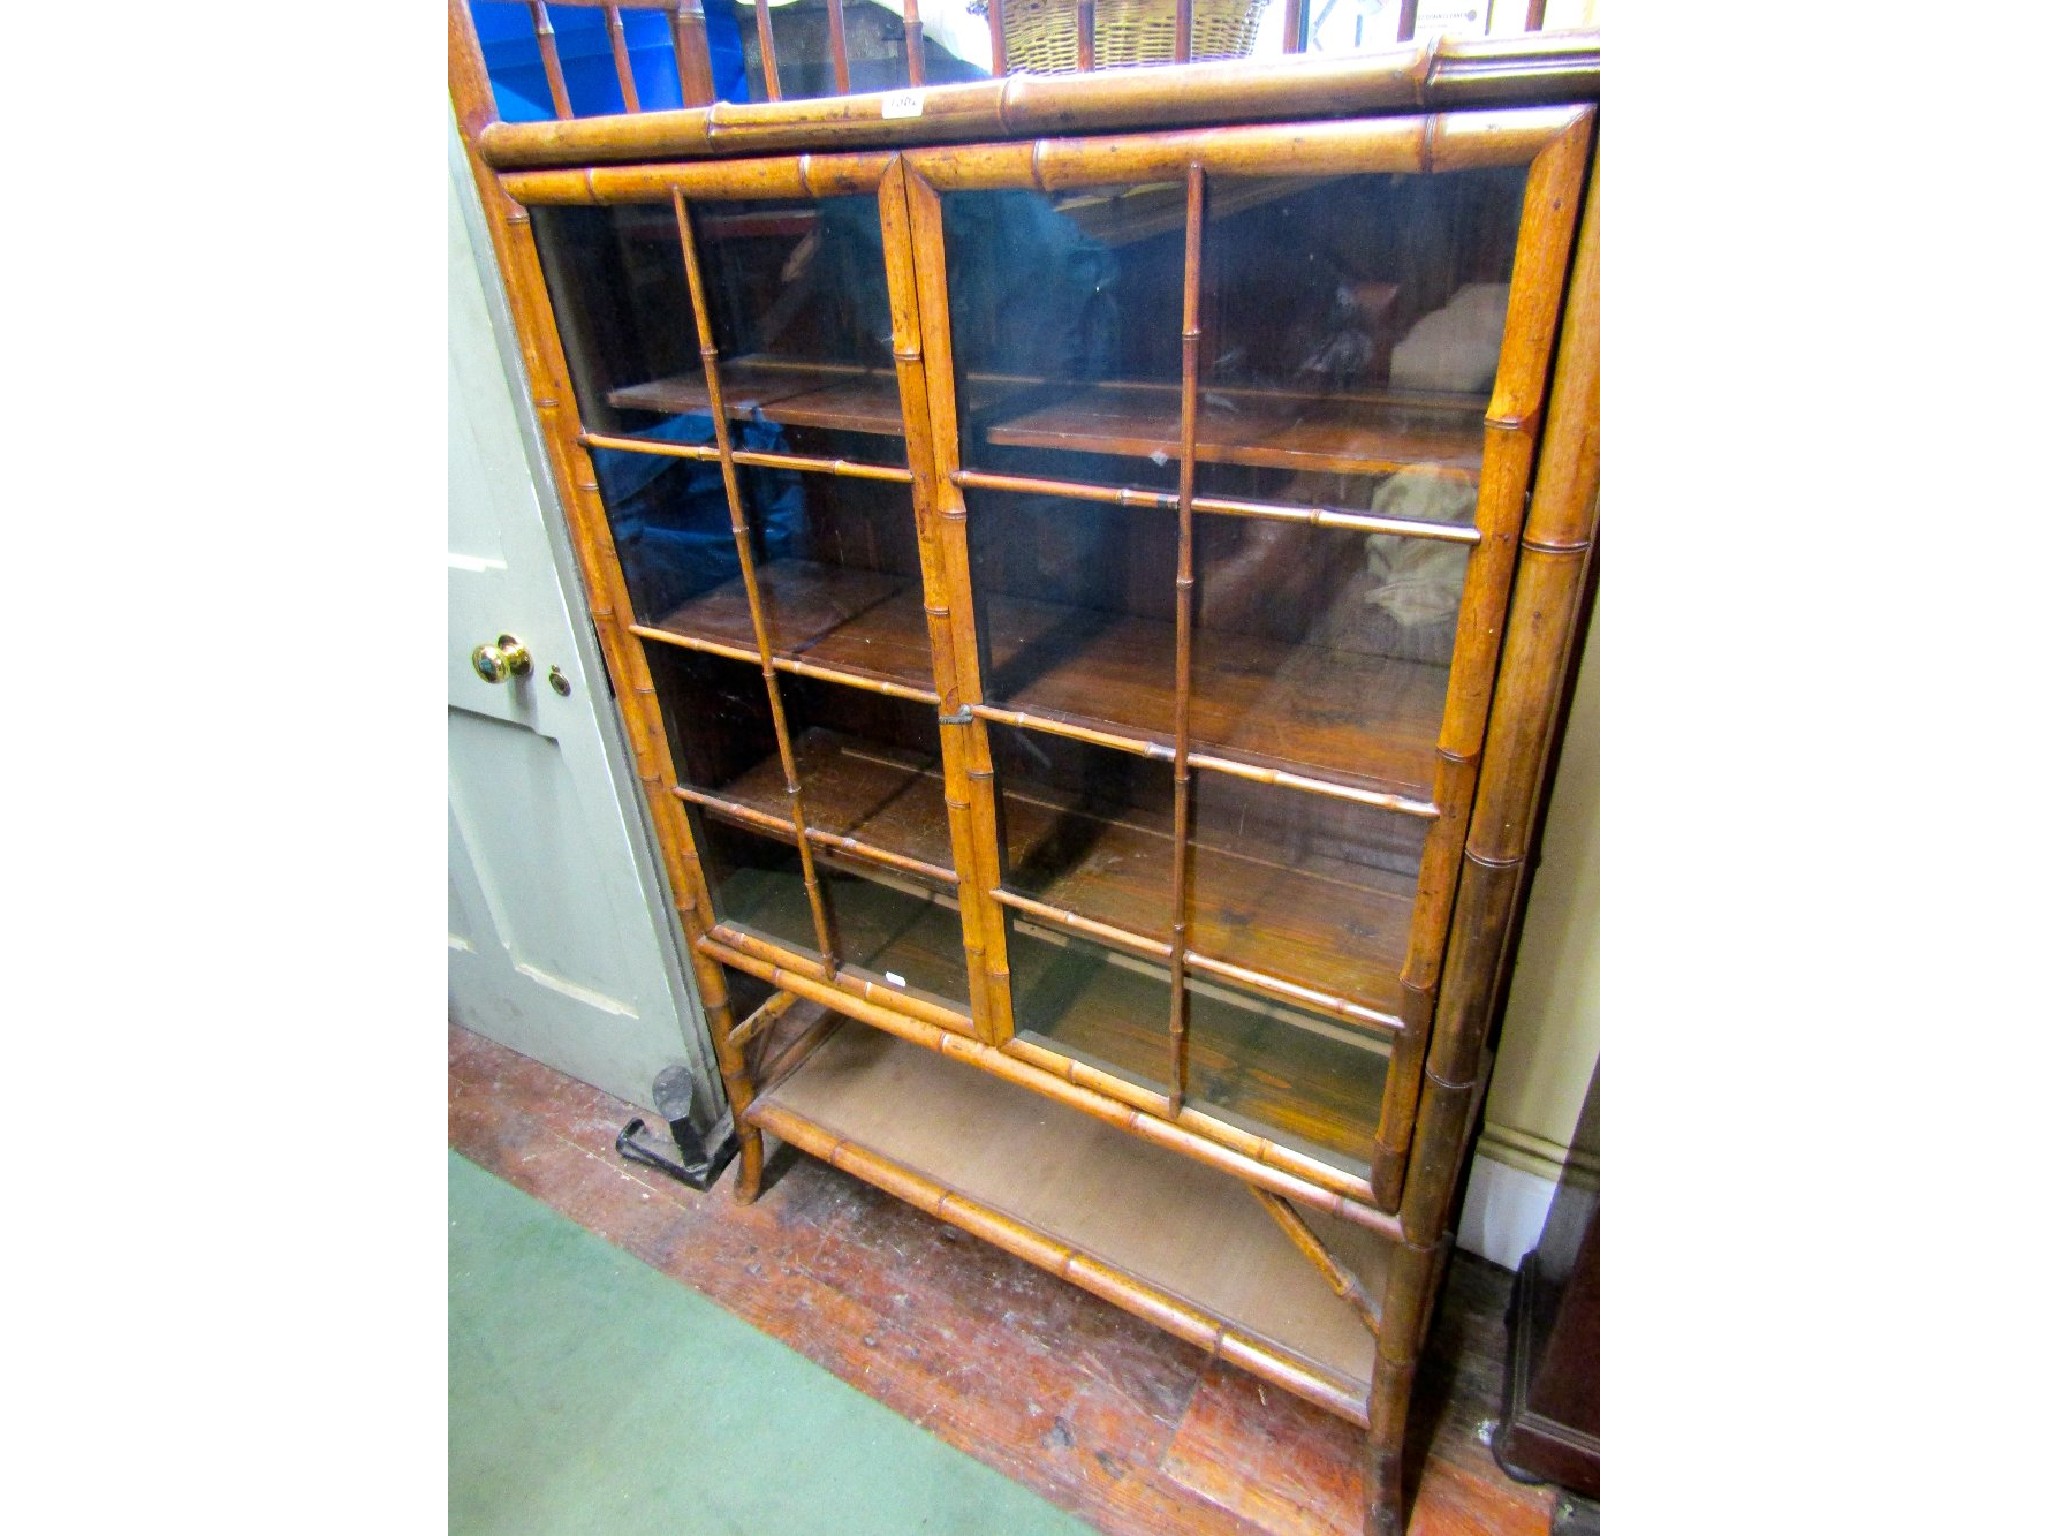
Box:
<box><xmin>749</xmin><ymin>1018</ymin><xmax>1392</xmax><ymax>1423</ymax></box>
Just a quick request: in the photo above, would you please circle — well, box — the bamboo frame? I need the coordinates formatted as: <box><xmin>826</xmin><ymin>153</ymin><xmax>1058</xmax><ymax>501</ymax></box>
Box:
<box><xmin>498</xmin><ymin>107</ymin><xmax>1580</xmax><ymax>206</ymax></box>
<box><xmin>452</xmin><ymin>15</ymin><xmax>1600</xmax><ymax>1522</ymax></box>
<box><xmin>476</xmin><ymin>34</ymin><xmax>1600</xmax><ymax>168</ymax></box>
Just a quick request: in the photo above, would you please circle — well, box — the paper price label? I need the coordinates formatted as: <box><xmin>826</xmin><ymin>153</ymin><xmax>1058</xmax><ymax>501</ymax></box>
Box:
<box><xmin>880</xmin><ymin>90</ymin><xmax>925</xmax><ymax>120</ymax></box>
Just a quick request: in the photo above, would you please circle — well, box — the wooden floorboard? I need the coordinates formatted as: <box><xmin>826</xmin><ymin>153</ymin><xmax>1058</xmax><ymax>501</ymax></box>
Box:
<box><xmin>447</xmin><ymin>1022</ymin><xmax>1556</xmax><ymax>1536</ymax></box>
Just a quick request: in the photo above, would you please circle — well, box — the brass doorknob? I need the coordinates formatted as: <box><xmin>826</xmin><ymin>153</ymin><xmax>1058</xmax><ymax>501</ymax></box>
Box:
<box><xmin>470</xmin><ymin>634</ymin><xmax>533</xmax><ymax>684</ymax></box>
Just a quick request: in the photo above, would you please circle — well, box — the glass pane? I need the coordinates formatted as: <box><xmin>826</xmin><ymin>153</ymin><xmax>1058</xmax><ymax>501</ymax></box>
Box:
<box><xmin>1190</xmin><ymin>513</ymin><xmax>1466</xmax><ymax>798</ymax></box>
<box><xmin>823</xmin><ymin>860</ymin><xmax>971</xmax><ymax>1013</ymax></box>
<box><xmin>1187</xmin><ymin>772</ymin><xmax>1424</xmax><ymax>1017</ymax></box>
<box><xmin>698</xmin><ymin>818</ymin><xmax>969</xmax><ymax>1013</ymax></box>
<box><xmin>531</xmin><ymin>197</ymin><xmax>907</xmax><ymax>466</ymax></box>
<box><xmin>966</xmin><ymin>486</ymin><xmax>1176</xmax><ymax>745</ymax></box>
<box><xmin>634</xmin><ymin>467</ymin><xmax>935</xmax><ymax>693</ymax></box>
<box><xmin>1186</xmin><ymin>979</ymin><xmax>1390</xmax><ymax>1183</ymax></box>
<box><xmin>780</xmin><ymin>679</ymin><xmax>953</xmax><ymax>878</ymax></box>
<box><xmin>1007</xmin><ymin>918</ymin><xmax>1171</xmax><ymax>1096</ymax></box>
<box><xmin>646</xmin><ymin>646</ymin><xmax>777</xmax><ymax>800</ymax></box>
<box><xmin>1194</xmin><ymin>168</ymin><xmax>1526</xmax><ymax>518</ymax></box>
<box><xmin>940</xmin><ymin>184</ymin><xmax>1187</xmax><ymax>487</ymax></box>
<box><xmin>992</xmin><ymin>724</ymin><xmax>1176</xmax><ymax>943</ymax></box>
<box><xmin>698</xmin><ymin>814</ymin><xmax>819</xmax><ymax>955</ymax></box>
<box><xmin>736</xmin><ymin>1</ymin><xmax>987</xmax><ymax>102</ymax></box>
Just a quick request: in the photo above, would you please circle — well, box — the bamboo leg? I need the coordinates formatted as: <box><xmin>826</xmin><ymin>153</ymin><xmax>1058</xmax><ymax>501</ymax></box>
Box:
<box><xmin>825</xmin><ymin>0</ymin><xmax>851</xmax><ymax>94</ymax></box>
<box><xmin>670</xmin><ymin>188</ymin><xmax>843</xmax><ymax>974</ymax></box>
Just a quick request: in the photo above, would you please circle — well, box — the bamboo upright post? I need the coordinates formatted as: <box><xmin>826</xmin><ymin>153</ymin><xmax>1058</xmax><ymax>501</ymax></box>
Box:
<box><xmin>1282</xmin><ymin>0</ymin><xmax>1306</xmax><ymax>52</ymax></box>
<box><xmin>1370</xmin><ymin>106</ymin><xmax>1593</xmax><ymax>1206</ymax></box>
<box><xmin>449</xmin><ymin>0</ymin><xmax>769</xmax><ymax>1197</ymax></box>
<box><xmin>668</xmin><ymin>0</ymin><xmax>717</xmax><ymax>106</ymax></box>
<box><xmin>876</xmin><ymin>157</ymin><xmax>1013</xmax><ymax>1045</ymax></box>
<box><xmin>1078</xmin><ymin>0</ymin><xmax>1097</xmax><ymax>70</ymax></box>
<box><xmin>603</xmin><ymin>4</ymin><xmax>642</xmax><ymax>110</ymax></box>
<box><xmin>753</xmin><ymin>0</ymin><xmax>783</xmax><ymax>100</ymax></box>
<box><xmin>669</xmin><ymin>187</ymin><xmax>842</xmax><ymax>974</ymax></box>
<box><xmin>900</xmin><ymin>163</ymin><xmax>1020</xmax><ymax>1044</ymax></box>
<box><xmin>1173</xmin><ymin>0</ymin><xmax>1192</xmax><ymax>62</ymax></box>
<box><xmin>1164</xmin><ymin>164</ymin><xmax>1205</xmax><ymax>1115</ymax></box>
<box><xmin>825</xmin><ymin>0</ymin><xmax>852</xmax><ymax>94</ymax></box>
<box><xmin>528</xmin><ymin>0</ymin><xmax>575</xmax><ymax>117</ymax></box>
<box><xmin>903</xmin><ymin>0</ymin><xmax>926</xmax><ymax>85</ymax></box>
<box><xmin>986</xmin><ymin>0</ymin><xmax>1009</xmax><ymax>75</ymax></box>
<box><xmin>1370</xmin><ymin>145</ymin><xmax>1599</xmax><ymax>1536</ymax></box>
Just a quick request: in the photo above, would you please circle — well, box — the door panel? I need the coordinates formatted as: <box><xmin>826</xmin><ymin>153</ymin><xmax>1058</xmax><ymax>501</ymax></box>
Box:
<box><xmin>448</xmin><ymin>115</ymin><xmax>717</xmax><ymax>1120</ymax></box>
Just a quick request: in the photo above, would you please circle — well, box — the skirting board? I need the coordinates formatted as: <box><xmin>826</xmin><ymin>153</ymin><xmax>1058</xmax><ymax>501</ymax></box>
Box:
<box><xmin>1455</xmin><ymin>1154</ymin><xmax>1558</xmax><ymax>1270</ymax></box>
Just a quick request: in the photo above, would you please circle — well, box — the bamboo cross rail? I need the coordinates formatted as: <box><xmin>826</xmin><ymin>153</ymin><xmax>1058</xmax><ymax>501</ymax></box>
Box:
<box><xmin>671</xmin><ymin>186</ymin><xmax>842</xmax><ymax>974</ymax></box>
<box><xmin>726</xmin><ymin>987</ymin><xmax>802</xmax><ymax>1052</ymax></box>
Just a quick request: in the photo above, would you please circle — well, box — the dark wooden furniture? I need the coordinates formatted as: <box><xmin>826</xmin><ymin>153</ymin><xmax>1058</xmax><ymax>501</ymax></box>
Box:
<box><xmin>1496</xmin><ymin>1068</ymin><xmax>1599</xmax><ymax>1498</ymax></box>
<box><xmin>450</xmin><ymin>14</ymin><xmax>1599</xmax><ymax>1531</ymax></box>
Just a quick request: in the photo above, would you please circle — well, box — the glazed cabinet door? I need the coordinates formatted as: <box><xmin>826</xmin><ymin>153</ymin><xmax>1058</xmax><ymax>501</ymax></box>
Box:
<box><xmin>898</xmin><ymin>108</ymin><xmax>1594</xmax><ymax>1208</ymax></box>
<box><xmin>522</xmin><ymin>168</ymin><xmax>983</xmax><ymax>1030</ymax></box>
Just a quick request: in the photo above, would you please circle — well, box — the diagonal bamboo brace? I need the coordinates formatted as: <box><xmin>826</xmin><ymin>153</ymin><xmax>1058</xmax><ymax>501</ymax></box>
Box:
<box><xmin>1251</xmin><ymin>1187</ymin><xmax>1382</xmax><ymax>1337</ymax></box>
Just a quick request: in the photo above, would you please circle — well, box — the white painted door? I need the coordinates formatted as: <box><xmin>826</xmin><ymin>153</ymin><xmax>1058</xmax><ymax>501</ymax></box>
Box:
<box><xmin>447</xmin><ymin>117</ymin><xmax>717</xmax><ymax>1120</ymax></box>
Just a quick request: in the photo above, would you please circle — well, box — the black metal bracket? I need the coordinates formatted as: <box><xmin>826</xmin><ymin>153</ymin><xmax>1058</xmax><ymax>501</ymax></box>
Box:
<box><xmin>614</xmin><ymin>1059</ymin><xmax>738</xmax><ymax>1191</ymax></box>
<box><xmin>616</xmin><ymin>1115</ymin><xmax>739</xmax><ymax>1191</ymax></box>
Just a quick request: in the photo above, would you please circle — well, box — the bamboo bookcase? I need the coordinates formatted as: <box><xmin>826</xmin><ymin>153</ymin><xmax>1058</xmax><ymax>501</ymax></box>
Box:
<box><xmin>451</xmin><ymin>10</ymin><xmax>1598</xmax><ymax>1530</ymax></box>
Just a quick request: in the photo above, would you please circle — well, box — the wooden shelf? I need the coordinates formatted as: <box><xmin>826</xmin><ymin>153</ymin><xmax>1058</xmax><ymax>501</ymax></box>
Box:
<box><xmin>1000</xmin><ymin>777</ymin><xmax>1414</xmax><ymax>1019</ymax></box>
<box><xmin>752</xmin><ymin>1019</ymin><xmax>1390</xmax><ymax>1416</ymax></box>
<box><xmin>643</xmin><ymin>559</ymin><xmax>935</xmax><ymax>695</ymax></box>
<box><xmin>608</xmin><ymin>358</ymin><xmax>1482</xmax><ymax>482</ymax></box>
<box><xmin>982</xmin><ymin>594</ymin><xmax>1448</xmax><ymax>802</ymax></box>
<box><xmin>985</xmin><ymin>380</ymin><xmax>1487</xmax><ymax>482</ymax></box>
<box><xmin>709</xmin><ymin>726</ymin><xmax>955</xmax><ymax>882</ymax></box>
<box><xmin>610</xmin><ymin>358</ymin><xmax>907</xmax><ymax>439</ymax></box>
<box><xmin>1005</xmin><ymin>925</ymin><xmax>1390</xmax><ymax>1177</ymax></box>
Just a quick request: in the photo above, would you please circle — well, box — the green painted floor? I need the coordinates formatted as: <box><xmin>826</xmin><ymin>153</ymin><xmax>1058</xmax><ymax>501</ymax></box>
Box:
<box><xmin>449</xmin><ymin>1151</ymin><xmax>1088</xmax><ymax>1536</ymax></box>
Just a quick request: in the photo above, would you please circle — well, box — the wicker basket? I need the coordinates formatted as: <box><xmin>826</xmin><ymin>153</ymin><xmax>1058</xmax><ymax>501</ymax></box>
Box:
<box><xmin>981</xmin><ymin>0</ymin><xmax>1273</xmax><ymax>74</ymax></box>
